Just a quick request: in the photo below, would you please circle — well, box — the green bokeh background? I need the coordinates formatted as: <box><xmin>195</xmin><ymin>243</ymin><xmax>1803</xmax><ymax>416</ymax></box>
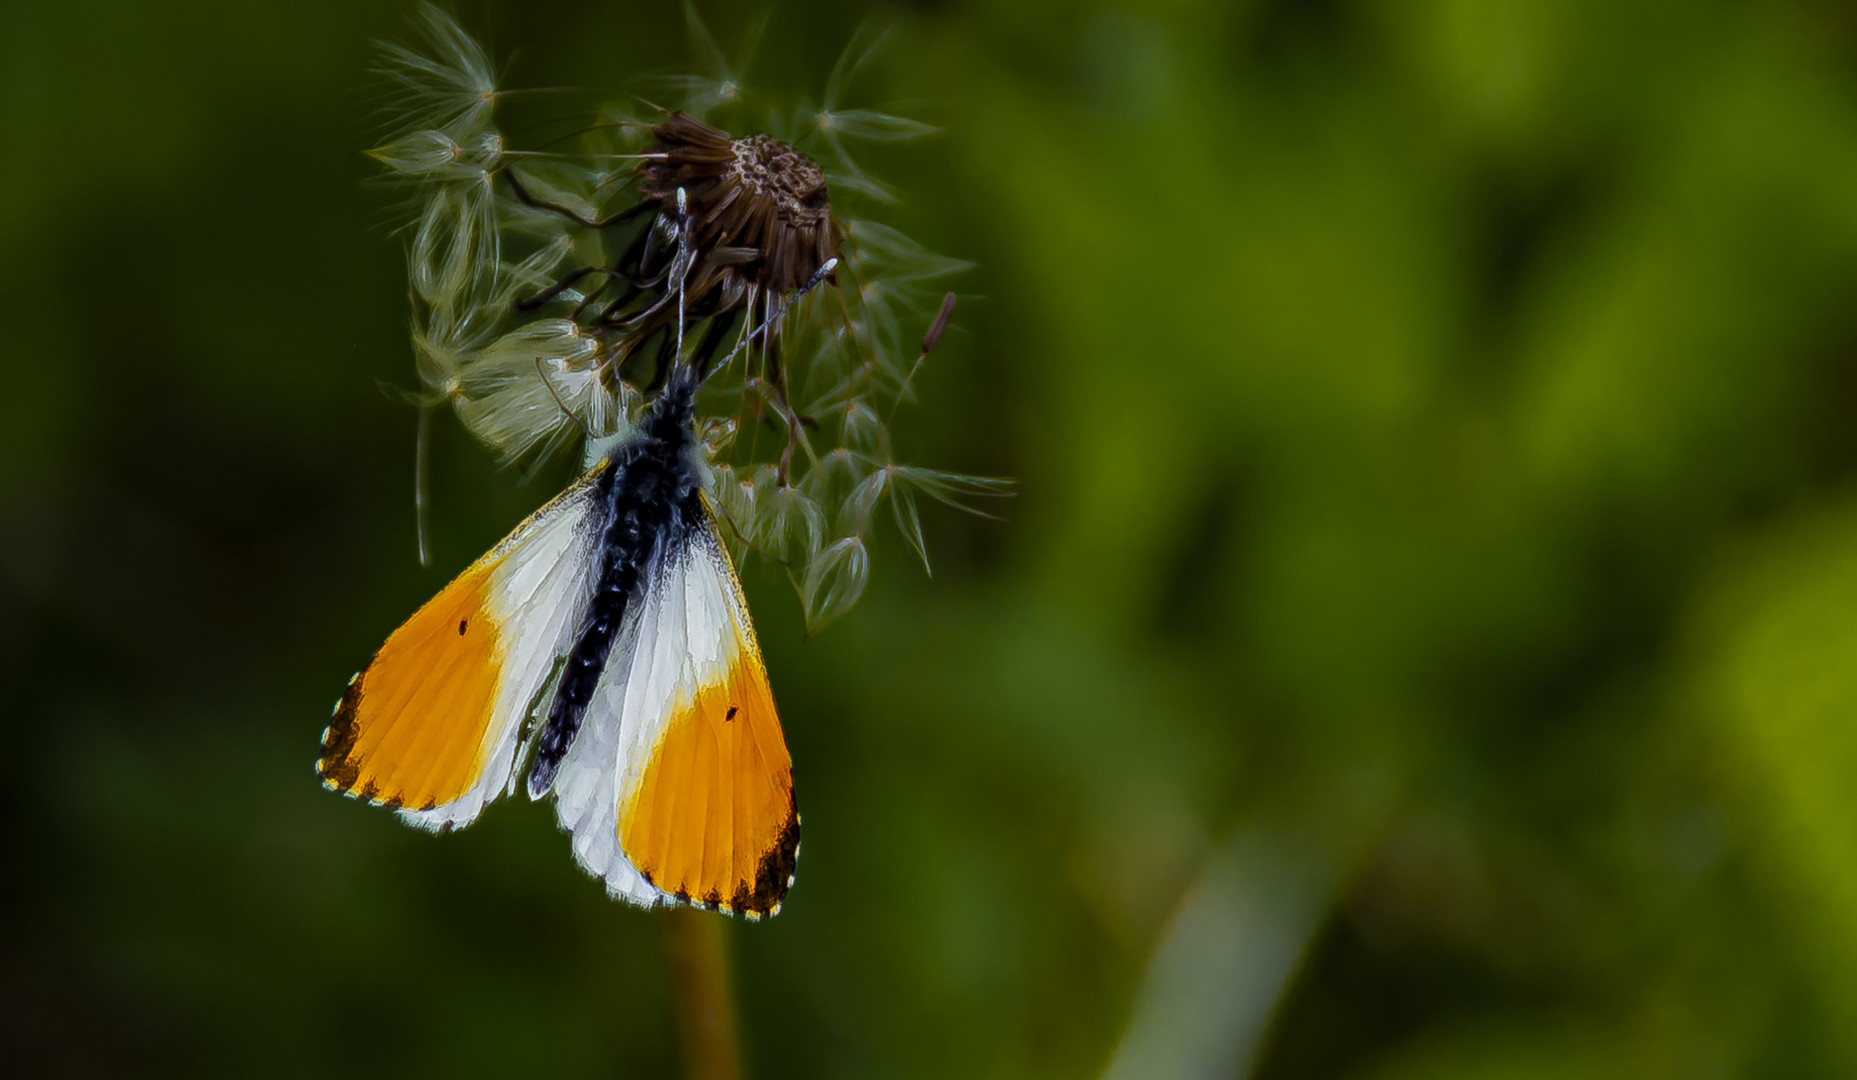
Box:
<box><xmin>8</xmin><ymin>1</ymin><xmax>1857</xmax><ymax>1076</ymax></box>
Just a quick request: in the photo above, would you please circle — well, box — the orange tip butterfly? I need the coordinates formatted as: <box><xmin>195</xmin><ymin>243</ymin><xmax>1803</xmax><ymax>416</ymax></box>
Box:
<box><xmin>317</xmin><ymin>358</ymin><xmax>801</xmax><ymax>918</ymax></box>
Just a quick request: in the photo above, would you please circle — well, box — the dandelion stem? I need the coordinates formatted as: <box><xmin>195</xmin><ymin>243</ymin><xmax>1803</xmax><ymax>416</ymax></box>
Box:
<box><xmin>662</xmin><ymin>910</ymin><xmax>742</xmax><ymax>1080</ymax></box>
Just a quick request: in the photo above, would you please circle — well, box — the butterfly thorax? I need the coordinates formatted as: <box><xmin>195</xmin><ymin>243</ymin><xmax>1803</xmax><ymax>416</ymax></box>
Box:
<box><xmin>527</xmin><ymin>376</ymin><xmax>704</xmax><ymax>796</ymax></box>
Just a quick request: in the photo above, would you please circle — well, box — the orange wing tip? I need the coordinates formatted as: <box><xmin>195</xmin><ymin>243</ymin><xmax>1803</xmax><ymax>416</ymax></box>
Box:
<box><xmin>316</xmin><ymin>674</ymin><xmax>439</xmax><ymax>816</ymax></box>
<box><xmin>634</xmin><ymin>810</ymin><xmax>799</xmax><ymax>918</ymax></box>
<box><xmin>317</xmin><ymin>677</ymin><xmax>365</xmax><ymax>789</ymax></box>
<box><xmin>620</xmin><ymin>668</ymin><xmax>800</xmax><ymax>917</ymax></box>
<box><xmin>316</xmin><ymin>769</ymin><xmax>424</xmax><ymax>812</ymax></box>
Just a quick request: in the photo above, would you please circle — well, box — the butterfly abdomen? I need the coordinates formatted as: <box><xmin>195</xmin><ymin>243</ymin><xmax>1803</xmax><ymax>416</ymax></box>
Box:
<box><xmin>527</xmin><ymin>377</ymin><xmax>705</xmax><ymax>797</ymax></box>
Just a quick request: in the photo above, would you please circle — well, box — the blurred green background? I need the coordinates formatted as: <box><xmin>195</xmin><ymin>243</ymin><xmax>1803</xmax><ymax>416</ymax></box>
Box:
<box><xmin>9</xmin><ymin>0</ymin><xmax>1857</xmax><ymax>1076</ymax></box>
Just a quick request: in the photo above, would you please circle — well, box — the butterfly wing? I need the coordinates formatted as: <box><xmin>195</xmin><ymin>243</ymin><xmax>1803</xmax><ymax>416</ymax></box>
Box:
<box><xmin>551</xmin><ymin>502</ymin><xmax>799</xmax><ymax>916</ymax></box>
<box><xmin>318</xmin><ymin>469</ymin><xmax>605</xmax><ymax>831</ymax></box>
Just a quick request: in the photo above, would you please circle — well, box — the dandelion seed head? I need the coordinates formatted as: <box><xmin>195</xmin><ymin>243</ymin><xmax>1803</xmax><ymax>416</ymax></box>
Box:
<box><xmin>638</xmin><ymin>114</ymin><xmax>841</xmax><ymax>297</ymax></box>
<box><xmin>374</xmin><ymin>5</ymin><xmax>1005</xmax><ymax>628</ymax></box>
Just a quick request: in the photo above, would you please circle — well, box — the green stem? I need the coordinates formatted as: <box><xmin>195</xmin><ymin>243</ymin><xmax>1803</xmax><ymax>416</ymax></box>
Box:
<box><xmin>662</xmin><ymin>909</ymin><xmax>742</xmax><ymax>1080</ymax></box>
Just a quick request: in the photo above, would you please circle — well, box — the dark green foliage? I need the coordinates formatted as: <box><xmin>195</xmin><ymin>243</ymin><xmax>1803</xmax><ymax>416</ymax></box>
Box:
<box><xmin>5</xmin><ymin>1</ymin><xmax>1857</xmax><ymax>1075</ymax></box>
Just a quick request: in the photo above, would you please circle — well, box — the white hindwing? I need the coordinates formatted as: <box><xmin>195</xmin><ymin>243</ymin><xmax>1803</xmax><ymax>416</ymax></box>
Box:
<box><xmin>395</xmin><ymin>472</ymin><xmax>604</xmax><ymax>832</ymax></box>
<box><xmin>550</xmin><ymin>513</ymin><xmax>751</xmax><ymax>905</ymax></box>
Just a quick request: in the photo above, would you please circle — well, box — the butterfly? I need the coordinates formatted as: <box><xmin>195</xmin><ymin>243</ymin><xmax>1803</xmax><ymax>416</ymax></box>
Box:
<box><xmin>316</xmin><ymin>365</ymin><xmax>799</xmax><ymax>917</ymax></box>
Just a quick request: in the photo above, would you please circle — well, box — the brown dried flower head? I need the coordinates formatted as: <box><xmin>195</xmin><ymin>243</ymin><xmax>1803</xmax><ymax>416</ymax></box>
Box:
<box><xmin>639</xmin><ymin>113</ymin><xmax>842</xmax><ymax>299</ymax></box>
<box><xmin>375</xmin><ymin>4</ymin><xmax>1007</xmax><ymax>629</ymax></box>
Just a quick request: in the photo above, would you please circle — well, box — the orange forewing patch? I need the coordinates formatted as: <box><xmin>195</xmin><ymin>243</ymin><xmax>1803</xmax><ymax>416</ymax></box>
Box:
<box><xmin>318</xmin><ymin>562</ymin><xmax>504</xmax><ymax>812</ymax></box>
<box><xmin>620</xmin><ymin>649</ymin><xmax>798</xmax><ymax>915</ymax></box>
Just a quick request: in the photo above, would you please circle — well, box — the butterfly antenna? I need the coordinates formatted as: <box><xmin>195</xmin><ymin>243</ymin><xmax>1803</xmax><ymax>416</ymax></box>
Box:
<box><xmin>707</xmin><ymin>257</ymin><xmax>839</xmax><ymax>385</ymax></box>
<box><xmin>675</xmin><ymin>187</ymin><xmax>690</xmax><ymax>365</ymax></box>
